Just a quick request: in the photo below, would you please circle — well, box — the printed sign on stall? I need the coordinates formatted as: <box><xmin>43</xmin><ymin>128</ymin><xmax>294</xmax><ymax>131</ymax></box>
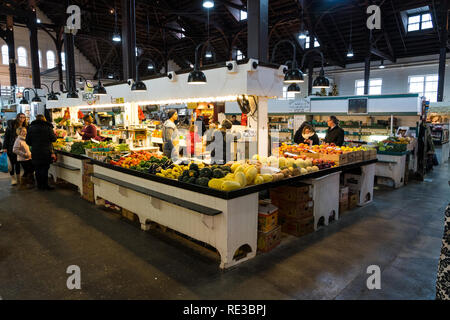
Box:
<box><xmin>288</xmin><ymin>98</ymin><xmax>311</xmax><ymax>113</ymax></box>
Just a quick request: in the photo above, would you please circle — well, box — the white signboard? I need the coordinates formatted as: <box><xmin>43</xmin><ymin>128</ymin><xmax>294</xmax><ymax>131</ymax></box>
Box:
<box><xmin>288</xmin><ymin>98</ymin><xmax>311</xmax><ymax>113</ymax></box>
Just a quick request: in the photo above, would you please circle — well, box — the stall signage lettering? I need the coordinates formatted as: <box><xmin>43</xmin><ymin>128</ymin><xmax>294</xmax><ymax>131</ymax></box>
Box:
<box><xmin>288</xmin><ymin>99</ymin><xmax>310</xmax><ymax>113</ymax></box>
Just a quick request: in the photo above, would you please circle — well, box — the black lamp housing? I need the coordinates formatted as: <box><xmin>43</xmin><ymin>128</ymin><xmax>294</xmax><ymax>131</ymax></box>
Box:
<box><xmin>300</xmin><ymin>49</ymin><xmax>330</xmax><ymax>89</ymax></box>
<box><xmin>271</xmin><ymin>40</ymin><xmax>304</xmax><ymax>84</ymax></box>
<box><xmin>49</xmin><ymin>79</ymin><xmax>68</xmax><ymax>101</ymax></box>
<box><xmin>66</xmin><ymin>90</ymin><xmax>79</xmax><ymax>99</ymax></box>
<box><xmin>131</xmin><ymin>80</ymin><xmax>147</xmax><ymax>92</ymax></box>
<box><xmin>188</xmin><ymin>42</ymin><xmax>207</xmax><ymax>85</ymax></box>
<box><xmin>21</xmin><ymin>88</ymin><xmax>40</xmax><ymax>104</ymax></box>
<box><xmin>93</xmin><ymin>80</ymin><xmax>107</xmax><ymax>95</ymax></box>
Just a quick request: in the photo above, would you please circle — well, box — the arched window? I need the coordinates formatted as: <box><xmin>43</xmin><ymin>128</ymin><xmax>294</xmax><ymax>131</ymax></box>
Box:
<box><xmin>46</xmin><ymin>50</ymin><xmax>55</xmax><ymax>69</ymax></box>
<box><xmin>17</xmin><ymin>47</ymin><xmax>27</xmax><ymax>67</ymax></box>
<box><xmin>1</xmin><ymin>45</ymin><xmax>8</xmax><ymax>65</ymax></box>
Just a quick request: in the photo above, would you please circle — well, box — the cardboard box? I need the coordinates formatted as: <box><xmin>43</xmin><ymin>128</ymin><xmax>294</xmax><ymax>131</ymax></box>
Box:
<box><xmin>258</xmin><ymin>203</ymin><xmax>279</xmax><ymax>233</ymax></box>
<box><xmin>344</xmin><ymin>174</ymin><xmax>362</xmax><ymax>193</ymax></box>
<box><xmin>346</xmin><ymin>152</ymin><xmax>355</xmax><ymax>163</ymax></box>
<box><xmin>257</xmin><ymin>226</ymin><xmax>282</xmax><ymax>253</ymax></box>
<box><xmin>339</xmin><ymin>200</ymin><xmax>349</xmax><ymax>214</ymax></box>
<box><xmin>281</xmin><ymin>217</ymin><xmax>315</xmax><ymax>237</ymax></box>
<box><xmin>349</xmin><ymin>193</ymin><xmax>358</xmax><ymax>209</ymax></box>
<box><xmin>278</xmin><ymin>200</ymin><xmax>314</xmax><ymax>220</ymax></box>
<box><xmin>339</xmin><ymin>186</ymin><xmax>349</xmax><ymax>202</ymax></box>
<box><xmin>270</xmin><ymin>184</ymin><xmax>312</xmax><ymax>203</ymax></box>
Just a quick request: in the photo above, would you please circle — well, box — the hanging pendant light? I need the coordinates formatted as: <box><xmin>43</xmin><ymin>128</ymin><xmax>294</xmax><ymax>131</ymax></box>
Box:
<box><xmin>379</xmin><ymin>60</ymin><xmax>385</xmax><ymax>69</ymax></box>
<box><xmin>347</xmin><ymin>45</ymin><xmax>354</xmax><ymax>58</ymax></box>
<box><xmin>66</xmin><ymin>91</ymin><xmax>79</xmax><ymax>99</ymax></box>
<box><xmin>313</xmin><ymin>67</ymin><xmax>330</xmax><ymax>89</ymax></box>
<box><xmin>112</xmin><ymin>3</ymin><xmax>121</xmax><ymax>42</ymax></box>
<box><xmin>112</xmin><ymin>33</ymin><xmax>121</xmax><ymax>42</ymax></box>
<box><xmin>271</xmin><ymin>40</ymin><xmax>304</xmax><ymax>84</ymax></box>
<box><xmin>188</xmin><ymin>43</ymin><xmax>207</xmax><ymax>85</ymax></box>
<box><xmin>203</xmin><ymin>0</ymin><xmax>214</xmax><ymax>8</ymax></box>
<box><xmin>347</xmin><ymin>17</ymin><xmax>354</xmax><ymax>58</ymax></box>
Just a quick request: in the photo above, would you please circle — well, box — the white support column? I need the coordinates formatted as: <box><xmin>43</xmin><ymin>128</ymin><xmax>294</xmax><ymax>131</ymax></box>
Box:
<box><xmin>249</xmin><ymin>97</ymin><xmax>269</xmax><ymax>157</ymax></box>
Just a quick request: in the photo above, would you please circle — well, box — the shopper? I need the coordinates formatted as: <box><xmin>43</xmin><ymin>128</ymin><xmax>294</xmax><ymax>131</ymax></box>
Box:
<box><xmin>2</xmin><ymin>113</ymin><xmax>28</xmax><ymax>185</ymax></box>
<box><xmin>293</xmin><ymin>121</ymin><xmax>311</xmax><ymax>144</ymax></box>
<box><xmin>26</xmin><ymin>115</ymin><xmax>57</xmax><ymax>191</ymax></box>
<box><xmin>324</xmin><ymin>116</ymin><xmax>345</xmax><ymax>147</ymax></box>
<box><xmin>162</xmin><ymin>109</ymin><xmax>179</xmax><ymax>159</ymax></box>
<box><xmin>296</xmin><ymin>124</ymin><xmax>320</xmax><ymax>146</ymax></box>
<box><xmin>231</xmin><ymin>115</ymin><xmax>241</xmax><ymax>126</ymax></box>
<box><xmin>12</xmin><ymin>127</ymin><xmax>34</xmax><ymax>188</ymax></box>
<box><xmin>187</xmin><ymin>123</ymin><xmax>200</xmax><ymax>157</ymax></box>
<box><xmin>210</xmin><ymin>119</ymin><xmax>235</xmax><ymax>164</ymax></box>
<box><xmin>79</xmin><ymin>115</ymin><xmax>98</xmax><ymax>141</ymax></box>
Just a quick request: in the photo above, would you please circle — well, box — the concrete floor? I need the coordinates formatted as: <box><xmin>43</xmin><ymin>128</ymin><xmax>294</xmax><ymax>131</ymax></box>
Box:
<box><xmin>0</xmin><ymin>163</ymin><xmax>448</xmax><ymax>300</ymax></box>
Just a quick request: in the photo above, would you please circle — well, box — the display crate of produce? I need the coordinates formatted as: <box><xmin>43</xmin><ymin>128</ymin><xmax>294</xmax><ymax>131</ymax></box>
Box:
<box><xmin>280</xmin><ymin>216</ymin><xmax>314</xmax><ymax>237</ymax></box>
<box><xmin>354</xmin><ymin>150</ymin><xmax>363</xmax><ymax>162</ymax></box>
<box><xmin>320</xmin><ymin>153</ymin><xmax>348</xmax><ymax>165</ymax></box>
<box><xmin>258</xmin><ymin>203</ymin><xmax>278</xmax><ymax>233</ymax></box>
<box><xmin>257</xmin><ymin>226</ymin><xmax>281</xmax><ymax>253</ymax></box>
<box><xmin>376</xmin><ymin>150</ymin><xmax>408</xmax><ymax>156</ymax></box>
<box><xmin>346</xmin><ymin>152</ymin><xmax>355</xmax><ymax>163</ymax></box>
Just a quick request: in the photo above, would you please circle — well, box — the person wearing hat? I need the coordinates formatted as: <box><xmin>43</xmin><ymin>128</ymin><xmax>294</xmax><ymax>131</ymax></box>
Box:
<box><xmin>324</xmin><ymin>116</ymin><xmax>345</xmax><ymax>146</ymax></box>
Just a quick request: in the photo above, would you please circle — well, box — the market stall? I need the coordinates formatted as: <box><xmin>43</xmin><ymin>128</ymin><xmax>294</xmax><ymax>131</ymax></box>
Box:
<box><xmin>49</xmin><ymin>61</ymin><xmax>378</xmax><ymax>269</ymax></box>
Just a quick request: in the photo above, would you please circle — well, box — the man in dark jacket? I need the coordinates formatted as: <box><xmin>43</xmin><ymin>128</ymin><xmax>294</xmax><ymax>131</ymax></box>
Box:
<box><xmin>324</xmin><ymin>116</ymin><xmax>345</xmax><ymax>146</ymax></box>
<box><xmin>26</xmin><ymin>115</ymin><xmax>57</xmax><ymax>190</ymax></box>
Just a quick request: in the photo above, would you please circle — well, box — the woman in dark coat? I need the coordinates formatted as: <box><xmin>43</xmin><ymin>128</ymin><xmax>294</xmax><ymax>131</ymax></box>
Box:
<box><xmin>2</xmin><ymin>113</ymin><xmax>28</xmax><ymax>185</ymax></box>
<box><xmin>26</xmin><ymin>115</ymin><xmax>57</xmax><ymax>190</ymax></box>
<box><xmin>295</xmin><ymin>124</ymin><xmax>320</xmax><ymax>146</ymax></box>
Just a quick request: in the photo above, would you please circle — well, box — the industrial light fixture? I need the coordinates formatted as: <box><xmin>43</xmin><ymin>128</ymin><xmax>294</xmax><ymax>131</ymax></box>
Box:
<box><xmin>202</xmin><ymin>0</ymin><xmax>214</xmax><ymax>8</ymax></box>
<box><xmin>131</xmin><ymin>80</ymin><xmax>147</xmax><ymax>92</ymax></box>
<box><xmin>287</xmin><ymin>83</ymin><xmax>301</xmax><ymax>94</ymax></box>
<box><xmin>108</xmin><ymin>74</ymin><xmax>114</xmax><ymax>79</ymax></box>
<box><xmin>271</xmin><ymin>40</ymin><xmax>304</xmax><ymax>84</ymax></box>
<box><xmin>93</xmin><ymin>80</ymin><xmax>107</xmax><ymax>96</ymax></box>
<box><xmin>112</xmin><ymin>33</ymin><xmax>121</xmax><ymax>42</ymax></box>
<box><xmin>205</xmin><ymin>50</ymin><xmax>213</xmax><ymax>59</ymax></box>
<box><xmin>49</xmin><ymin>79</ymin><xmax>68</xmax><ymax>101</ymax></box>
<box><xmin>66</xmin><ymin>90</ymin><xmax>79</xmax><ymax>99</ymax></box>
<box><xmin>21</xmin><ymin>88</ymin><xmax>41</xmax><ymax>104</ymax></box>
<box><xmin>379</xmin><ymin>60</ymin><xmax>385</xmax><ymax>69</ymax></box>
<box><xmin>298</xmin><ymin>21</ymin><xmax>308</xmax><ymax>40</ymax></box>
<box><xmin>188</xmin><ymin>43</ymin><xmax>207</xmax><ymax>85</ymax></box>
<box><xmin>300</xmin><ymin>49</ymin><xmax>330</xmax><ymax>89</ymax></box>
<box><xmin>112</xmin><ymin>3</ymin><xmax>121</xmax><ymax>42</ymax></box>
<box><xmin>347</xmin><ymin>17</ymin><xmax>354</xmax><ymax>59</ymax></box>
<box><xmin>347</xmin><ymin>46</ymin><xmax>354</xmax><ymax>58</ymax></box>
<box><xmin>147</xmin><ymin>63</ymin><xmax>154</xmax><ymax>70</ymax></box>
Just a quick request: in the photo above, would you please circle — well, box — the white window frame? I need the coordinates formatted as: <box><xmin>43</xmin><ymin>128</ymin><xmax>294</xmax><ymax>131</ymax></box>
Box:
<box><xmin>17</xmin><ymin>46</ymin><xmax>27</xmax><ymax>67</ymax></box>
<box><xmin>239</xmin><ymin>10</ymin><xmax>247</xmax><ymax>21</ymax></box>
<box><xmin>46</xmin><ymin>50</ymin><xmax>55</xmax><ymax>69</ymax></box>
<box><xmin>355</xmin><ymin>78</ymin><xmax>383</xmax><ymax>95</ymax></box>
<box><xmin>1</xmin><ymin>45</ymin><xmax>8</xmax><ymax>65</ymax></box>
<box><xmin>61</xmin><ymin>52</ymin><xmax>66</xmax><ymax>71</ymax></box>
<box><xmin>305</xmin><ymin>36</ymin><xmax>320</xmax><ymax>49</ymax></box>
<box><xmin>408</xmin><ymin>74</ymin><xmax>438</xmax><ymax>102</ymax></box>
<box><xmin>407</xmin><ymin>12</ymin><xmax>433</xmax><ymax>32</ymax></box>
<box><xmin>38</xmin><ymin>50</ymin><xmax>42</xmax><ymax>68</ymax></box>
<box><xmin>236</xmin><ymin>49</ymin><xmax>245</xmax><ymax>61</ymax></box>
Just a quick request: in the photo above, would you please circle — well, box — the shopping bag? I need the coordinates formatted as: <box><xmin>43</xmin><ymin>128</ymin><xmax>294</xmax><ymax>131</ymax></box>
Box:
<box><xmin>0</xmin><ymin>152</ymin><xmax>8</xmax><ymax>173</ymax></box>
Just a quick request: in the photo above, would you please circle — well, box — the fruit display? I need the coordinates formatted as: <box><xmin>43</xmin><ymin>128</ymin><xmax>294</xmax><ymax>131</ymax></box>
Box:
<box><xmin>278</xmin><ymin>143</ymin><xmax>362</xmax><ymax>156</ymax></box>
<box><xmin>377</xmin><ymin>137</ymin><xmax>409</xmax><ymax>153</ymax></box>
<box><xmin>151</xmin><ymin>130</ymin><xmax>162</xmax><ymax>138</ymax></box>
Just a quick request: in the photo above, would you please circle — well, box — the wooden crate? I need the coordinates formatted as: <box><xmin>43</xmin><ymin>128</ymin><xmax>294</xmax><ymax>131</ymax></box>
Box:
<box><xmin>349</xmin><ymin>193</ymin><xmax>358</xmax><ymax>209</ymax></box>
<box><xmin>320</xmin><ymin>153</ymin><xmax>348</xmax><ymax>165</ymax></box>
<box><xmin>298</xmin><ymin>152</ymin><xmax>320</xmax><ymax>159</ymax></box>
<box><xmin>257</xmin><ymin>226</ymin><xmax>282</xmax><ymax>253</ymax></box>
<box><xmin>281</xmin><ymin>216</ymin><xmax>315</xmax><ymax>237</ymax></box>
<box><xmin>354</xmin><ymin>150</ymin><xmax>363</xmax><ymax>162</ymax></box>
<box><xmin>362</xmin><ymin>150</ymin><xmax>371</xmax><ymax>161</ymax></box>
<box><xmin>346</xmin><ymin>152</ymin><xmax>355</xmax><ymax>163</ymax></box>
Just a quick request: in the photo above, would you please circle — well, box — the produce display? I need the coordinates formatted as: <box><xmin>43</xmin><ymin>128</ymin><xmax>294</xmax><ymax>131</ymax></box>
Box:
<box><xmin>278</xmin><ymin>143</ymin><xmax>362</xmax><ymax>156</ymax></box>
<box><xmin>377</xmin><ymin>137</ymin><xmax>410</xmax><ymax>153</ymax></box>
<box><xmin>53</xmin><ymin>139</ymin><xmax>129</xmax><ymax>155</ymax></box>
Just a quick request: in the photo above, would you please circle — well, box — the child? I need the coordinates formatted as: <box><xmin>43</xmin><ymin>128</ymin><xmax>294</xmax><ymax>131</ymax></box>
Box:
<box><xmin>13</xmin><ymin>127</ymin><xmax>34</xmax><ymax>187</ymax></box>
